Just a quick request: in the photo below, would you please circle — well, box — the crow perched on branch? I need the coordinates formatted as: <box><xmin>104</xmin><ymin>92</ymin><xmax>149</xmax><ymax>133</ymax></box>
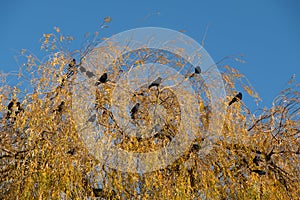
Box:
<box><xmin>79</xmin><ymin>66</ymin><xmax>86</xmax><ymax>73</ymax></box>
<box><xmin>87</xmin><ymin>114</ymin><xmax>97</xmax><ymax>122</ymax></box>
<box><xmin>67</xmin><ymin>148</ymin><xmax>75</xmax><ymax>155</ymax></box>
<box><xmin>92</xmin><ymin>188</ymin><xmax>103</xmax><ymax>197</ymax></box>
<box><xmin>95</xmin><ymin>73</ymin><xmax>108</xmax><ymax>85</ymax></box>
<box><xmin>191</xmin><ymin>143</ymin><xmax>200</xmax><ymax>153</ymax></box>
<box><xmin>7</xmin><ymin>101</ymin><xmax>14</xmax><ymax>110</ymax></box>
<box><xmin>15</xmin><ymin>102</ymin><xmax>23</xmax><ymax>114</ymax></box>
<box><xmin>69</xmin><ymin>58</ymin><xmax>76</xmax><ymax>68</ymax></box>
<box><xmin>194</xmin><ymin>66</ymin><xmax>201</xmax><ymax>74</ymax></box>
<box><xmin>253</xmin><ymin>155</ymin><xmax>261</xmax><ymax>166</ymax></box>
<box><xmin>187</xmin><ymin>66</ymin><xmax>201</xmax><ymax>78</ymax></box>
<box><xmin>130</xmin><ymin>103</ymin><xmax>140</xmax><ymax>120</ymax></box>
<box><xmin>228</xmin><ymin>92</ymin><xmax>242</xmax><ymax>106</ymax></box>
<box><xmin>53</xmin><ymin>101</ymin><xmax>65</xmax><ymax>113</ymax></box>
<box><xmin>6</xmin><ymin>100</ymin><xmax>23</xmax><ymax>120</ymax></box>
<box><xmin>86</xmin><ymin>71</ymin><xmax>95</xmax><ymax>78</ymax></box>
<box><xmin>148</xmin><ymin>77</ymin><xmax>162</xmax><ymax>89</ymax></box>
<box><xmin>251</xmin><ymin>169</ymin><xmax>266</xmax><ymax>176</ymax></box>
<box><xmin>66</xmin><ymin>59</ymin><xmax>77</xmax><ymax>78</ymax></box>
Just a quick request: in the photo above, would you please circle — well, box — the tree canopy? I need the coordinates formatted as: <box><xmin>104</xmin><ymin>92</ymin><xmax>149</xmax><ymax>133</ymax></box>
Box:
<box><xmin>1</xmin><ymin>24</ymin><xmax>299</xmax><ymax>199</ymax></box>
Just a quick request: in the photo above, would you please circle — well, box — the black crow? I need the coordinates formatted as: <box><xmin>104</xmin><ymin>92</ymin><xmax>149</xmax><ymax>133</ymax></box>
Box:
<box><xmin>148</xmin><ymin>77</ymin><xmax>162</xmax><ymax>89</ymax></box>
<box><xmin>92</xmin><ymin>188</ymin><xmax>103</xmax><ymax>197</ymax></box>
<box><xmin>95</xmin><ymin>73</ymin><xmax>108</xmax><ymax>85</ymax></box>
<box><xmin>7</xmin><ymin>101</ymin><xmax>14</xmax><ymax>110</ymax></box>
<box><xmin>66</xmin><ymin>59</ymin><xmax>76</xmax><ymax>78</ymax></box>
<box><xmin>67</xmin><ymin>148</ymin><xmax>75</xmax><ymax>155</ymax></box>
<box><xmin>228</xmin><ymin>92</ymin><xmax>242</xmax><ymax>106</ymax></box>
<box><xmin>7</xmin><ymin>101</ymin><xmax>14</xmax><ymax>118</ymax></box>
<box><xmin>53</xmin><ymin>101</ymin><xmax>65</xmax><ymax>113</ymax></box>
<box><xmin>86</xmin><ymin>71</ymin><xmax>95</xmax><ymax>78</ymax></box>
<box><xmin>187</xmin><ymin>66</ymin><xmax>201</xmax><ymax>78</ymax></box>
<box><xmin>130</xmin><ymin>103</ymin><xmax>140</xmax><ymax>119</ymax></box>
<box><xmin>57</xmin><ymin>101</ymin><xmax>65</xmax><ymax>112</ymax></box>
<box><xmin>79</xmin><ymin>66</ymin><xmax>86</xmax><ymax>73</ymax></box>
<box><xmin>6</xmin><ymin>100</ymin><xmax>23</xmax><ymax>119</ymax></box>
<box><xmin>252</xmin><ymin>169</ymin><xmax>266</xmax><ymax>176</ymax></box>
<box><xmin>87</xmin><ymin>114</ymin><xmax>97</xmax><ymax>122</ymax></box>
<box><xmin>253</xmin><ymin>155</ymin><xmax>261</xmax><ymax>166</ymax></box>
<box><xmin>195</xmin><ymin>66</ymin><xmax>201</xmax><ymax>74</ymax></box>
<box><xmin>191</xmin><ymin>143</ymin><xmax>200</xmax><ymax>152</ymax></box>
<box><xmin>69</xmin><ymin>59</ymin><xmax>76</xmax><ymax>68</ymax></box>
<box><xmin>15</xmin><ymin>102</ymin><xmax>24</xmax><ymax>115</ymax></box>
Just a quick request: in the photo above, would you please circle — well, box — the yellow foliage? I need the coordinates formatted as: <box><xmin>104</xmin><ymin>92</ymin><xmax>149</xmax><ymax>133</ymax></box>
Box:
<box><xmin>0</xmin><ymin>28</ymin><xmax>299</xmax><ymax>200</ymax></box>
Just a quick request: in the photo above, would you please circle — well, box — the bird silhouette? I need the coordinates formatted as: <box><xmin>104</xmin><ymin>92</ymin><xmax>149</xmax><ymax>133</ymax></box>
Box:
<box><xmin>95</xmin><ymin>73</ymin><xmax>108</xmax><ymax>85</ymax></box>
<box><xmin>195</xmin><ymin>66</ymin><xmax>201</xmax><ymax>74</ymax></box>
<box><xmin>67</xmin><ymin>148</ymin><xmax>75</xmax><ymax>155</ymax></box>
<box><xmin>130</xmin><ymin>103</ymin><xmax>140</xmax><ymax>119</ymax></box>
<box><xmin>53</xmin><ymin>101</ymin><xmax>65</xmax><ymax>113</ymax></box>
<box><xmin>7</xmin><ymin>101</ymin><xmax>14</xmax><ymax>111</ymax></box>
<box><xmin>228</xmin><ymin>92</ymin><xmax>242</xmax><ymax>106</ymax></box>
<box><xmin>187</xmin><ymin>66</ymin><xmax>201</xmax><ymax>78</ymax></box>
<box><xmin>92</xmin><ymin>188</ymin><xmax>103</xmax><ymax>197</ymax></box>
<box><xmin>69</xmin><ymin>59</ymin><xmax>76</xmax><ymax>68</ymax></box>
<box><xmin>87</xmin><ymin>114</ymin><xmax>97</xmax><ymax>122</ymax></box>
<box><xmin>15</xmin><ymin>102</ymin><xmax>23</xmax><ymax>115</ymax></box>
<box><xmin>148</xmin><ymin>77</ymin><xmax>162</xmax><ymax>89</ymax></box>
<box><xmin>191</xmin><ymin>143</ymin><xmax>200</xmax><ymax>152</ymax></box>
<box><xmin>251</xmin><ymin>169</ymin><xmax>266</xmax><ymax>175</ymax></box>
<box><xmin>253</xmin><ymin>155</ymin><xmax>261</xmax><ymax>166</ymax></box>
<box><xmin>6</xmin><ymin>100</ymin><xmax>23</xmax><ymax>120</ymax></box>
<box><xmin>66</xmin><ymin>59</ymin><xmax>76</xmax><ymax>78</ymax></box>
<box><xmin>79</xmin><ymin>66</ymin><xmax>86</xmax><ymax>73</ymax></box>
<box><xmin>86</xmin><ymin>71</ymin><xmax>95</xmax><ymax>78</ymax></box>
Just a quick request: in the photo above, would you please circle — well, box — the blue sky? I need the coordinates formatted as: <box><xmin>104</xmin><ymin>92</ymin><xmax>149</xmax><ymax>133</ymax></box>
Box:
<box><xmin>1</xmin><ymin>0</ymin><xmax>299</xmax><ymax>110</ymax></box>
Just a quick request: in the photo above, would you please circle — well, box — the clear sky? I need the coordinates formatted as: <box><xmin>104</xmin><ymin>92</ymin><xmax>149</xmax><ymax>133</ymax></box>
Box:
<box><xmin>0</xmin><ymin>0</ymin><xmax>299</xmax><ymax>110</ymax></box>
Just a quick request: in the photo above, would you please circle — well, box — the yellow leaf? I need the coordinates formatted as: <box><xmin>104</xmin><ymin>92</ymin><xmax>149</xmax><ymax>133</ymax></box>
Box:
<box><xmin>54</xmin><ymin>27</ymin><xmax>60</xmax><ymax>33</ymax></box>
<box><xmin>104</xmin><ymin>16</ymin><xmax>112</xmax><ymax>23</ymax></box>
<box><xmin>135</xmin><ymin>60</ymin><xmax>144</xmax><ymax>66</ymax></box>
<box><xmin>43</xmin><ymin>34</ymin><xmax>51</xmax><ymax>44</ymax></box>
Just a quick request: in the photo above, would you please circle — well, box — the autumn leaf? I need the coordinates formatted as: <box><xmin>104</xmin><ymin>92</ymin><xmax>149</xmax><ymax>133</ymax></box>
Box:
<box><xmin>104</xmin><ymin>16</ymin><xmax>112</xmax><ymax>23</ymax></box>
<box><xmin>54</xmin><ymin>26</ymin><xmax>60</xmax><ymax>33</ymax></box>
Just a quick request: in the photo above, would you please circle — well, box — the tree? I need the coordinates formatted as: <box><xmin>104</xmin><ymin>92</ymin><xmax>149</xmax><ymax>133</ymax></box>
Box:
<box><xmin>1</xmin><ymin>24</ymin><xmax>299</xmax><ymax>199</ymax></box>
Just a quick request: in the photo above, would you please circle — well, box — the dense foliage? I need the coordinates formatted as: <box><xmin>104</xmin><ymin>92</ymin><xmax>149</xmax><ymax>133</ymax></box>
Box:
<box><xmin>1</xmin><ymin>25</ymin><xmax>299</xmax><ymax>199</ymax></box>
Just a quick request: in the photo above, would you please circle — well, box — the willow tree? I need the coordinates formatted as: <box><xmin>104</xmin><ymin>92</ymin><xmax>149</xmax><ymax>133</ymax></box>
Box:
<box><xmin>1</xmin><ymin>23</ymin><xmax>299</xmax><ymax>200</ymax></box>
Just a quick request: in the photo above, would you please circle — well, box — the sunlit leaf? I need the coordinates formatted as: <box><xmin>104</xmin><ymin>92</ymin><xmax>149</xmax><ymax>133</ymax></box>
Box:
<box><xmin>54</xmin><ymin>27</ymin><xmax>60</xmax><ymax>33</ymax></box>
<box><xmin>104</xmin><ymin>16</ymin><xmax>112</xmax><ymax>23</ymax></box>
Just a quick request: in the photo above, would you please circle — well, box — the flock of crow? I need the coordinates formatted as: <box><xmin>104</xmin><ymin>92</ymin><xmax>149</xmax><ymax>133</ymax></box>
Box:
<box><xmin>4</xmin><ymin>58</ymin><xmax>262</xmax><ymax>198</ymax></box>
<box><xmin>5</xmin><ymin>99</ymin><xmax>24</xmax><ymax>122</ymax></box>
<box><xmin>5</xmin><ymin>59</ymin><xmax>243</xmax><ymax>123</ymax></box>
